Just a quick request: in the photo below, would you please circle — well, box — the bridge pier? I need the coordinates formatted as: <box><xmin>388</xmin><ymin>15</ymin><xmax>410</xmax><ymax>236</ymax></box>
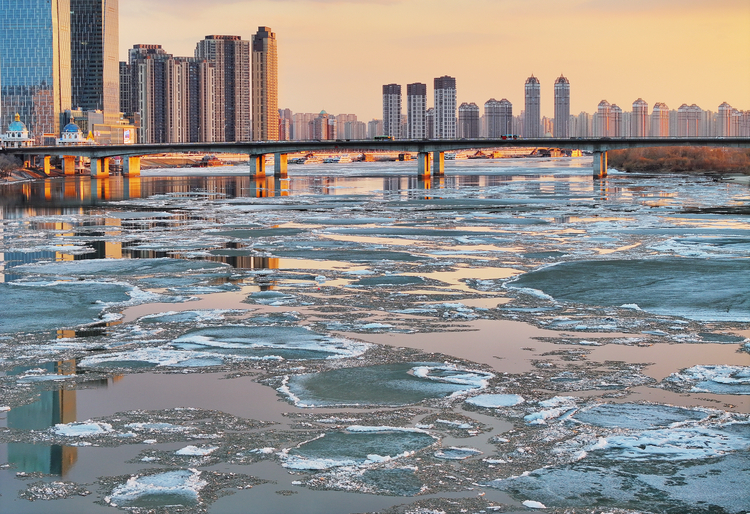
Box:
<box><xmin>274</xmin><ymin>153</ymin><xmax>287</xmax><ymax>177</ymax></box>
<box><xmin>123</xmin><ymin>156</ymin><xmax>141</xmax><ymax>176</ymax></box>
<box><xmin>249</xmin><ymin>154</ymin><xmax>266</xmax><ymax>177</ymax></box>
<box><xmin>42</xmin><ymin>156</ymin><xmax>52</xmax><ymax>176</ymax></box>
<box><xmin>417</xmin><ymin>152</ymin><xmax>431</xmax><ymax>176</ymax></box>
<box><xmin>90</xmin><ymin>158</ymin><xmax>109</xmax><ymax>178</ymax></box>
<box><xmin>432</xmin><ymin>151</ymin><xmax>445</xmax><ymax>176</ymax></box>
<box><xmin>593</xmin><ymin>151</ymin><xmax>608</xmax><ymax>178</ymax></box>
<box><xmin>62</xmin><ymin>156</ymin><xmax>77</xmax><ymax>175</ymax></box>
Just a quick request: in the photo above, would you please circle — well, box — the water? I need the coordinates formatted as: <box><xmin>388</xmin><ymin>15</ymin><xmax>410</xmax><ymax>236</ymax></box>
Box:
<box><xmin>1</xmin><ymin>157</ymin><xmax>749</xmax><ymax>513</ymax></box>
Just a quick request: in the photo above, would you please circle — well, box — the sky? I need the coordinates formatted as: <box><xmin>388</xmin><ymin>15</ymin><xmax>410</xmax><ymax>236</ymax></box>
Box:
<box><xmin>121</xmin><ymin>0</ymin><xmax>750</xmax><ymax>121</ymax></box>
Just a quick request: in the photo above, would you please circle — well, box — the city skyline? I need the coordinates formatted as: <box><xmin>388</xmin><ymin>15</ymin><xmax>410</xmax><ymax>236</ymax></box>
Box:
<box><xmin>120</xmin><ymin>0</ymin><xmax>750</xmax><ymax>120</ymax></box>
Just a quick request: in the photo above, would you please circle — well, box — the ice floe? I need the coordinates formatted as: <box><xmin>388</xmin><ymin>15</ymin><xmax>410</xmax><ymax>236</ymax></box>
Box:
<box><xmin>280</xmin><ymin>363</ymin><xmax>493</xmax><ymax>408</ymax></box>
<box><xmin>105</xmin><ymin>469</ymin><xmax>207</xmax><ymax>508</ymax></box>
<box><xmin>281</xmin><ymin>426</ymin><xmax>436</xmax><ymax>470</ymax></box>
<box><xmin>466</xmin><ymin>394</ymin><xmax>525</xmax><ymax>408</ymax></box>
<box><xmin>53</xmin><ymin>421</ymin><xmax>114</xmax><ymax>437</ymax></box>
<box><xmin>662</xmin><ymin>365</ymin><xmax>750</xmax><ymax>395</ymax></box>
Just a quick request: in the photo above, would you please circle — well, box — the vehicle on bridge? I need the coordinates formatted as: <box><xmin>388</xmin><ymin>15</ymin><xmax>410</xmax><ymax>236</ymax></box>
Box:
<box><xmin>501</xmin><ymin>134</ymin><xmax>519</xmax><ymax>140</ymax></box>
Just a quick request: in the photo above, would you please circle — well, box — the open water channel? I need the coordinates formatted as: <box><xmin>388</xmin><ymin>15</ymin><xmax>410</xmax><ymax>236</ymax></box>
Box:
<box><xmin>0</xmin><ymin>157</ymin><xmax>748</xmax><ymax>514</ymax></box>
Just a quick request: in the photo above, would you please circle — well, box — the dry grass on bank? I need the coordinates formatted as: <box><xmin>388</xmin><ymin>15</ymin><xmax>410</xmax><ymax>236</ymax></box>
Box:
<box><xmin>608</xmin><ymin>147</ymin><xmax>750</xmax><ymax>174</ymax></box>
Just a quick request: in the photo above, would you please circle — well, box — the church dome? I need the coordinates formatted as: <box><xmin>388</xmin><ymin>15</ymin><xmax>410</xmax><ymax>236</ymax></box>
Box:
<box><xmin>8</xmin><ymin>113</ymin><xmax>28</xmax><ymax>133</ymax></box>
<box><xmin>63</xmin><ymin>122</ymin><xmax>82</xmax><ymax>133</ymax></box>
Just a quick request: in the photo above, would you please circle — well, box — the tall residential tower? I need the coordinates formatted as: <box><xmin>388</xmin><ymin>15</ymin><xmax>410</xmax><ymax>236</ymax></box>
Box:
<box><xmin>434</xmin><ymin>75</ymin><xmax>456</xmax><ymax>139</ymax></box>
<box><xmin>195</xmin><ymin>35</ymin><xmax>251</xmax><ymax>142</ymax></box>
<box><xmin>382</xmin><ymin>84</ymin><xmax>401</xmax><ymax>139</ymax></box>
<box><xmin>251</xmin><ymin>26</ymin><xmax>278</xmax><ymax>141</ymax></box>
<box><xmin>553</xmin><ymin>75</ymin><xmax>569</xmax><ymax>138</ymax></box>
<box><xmin>524</xmin><ymin>75</ymin><xmax>541</xmax><ymax>138</ymax></box>
<box><xmin>406</xmin><ymin>83</ymin><xmax>426</xmax><ymax>139</ymax></box>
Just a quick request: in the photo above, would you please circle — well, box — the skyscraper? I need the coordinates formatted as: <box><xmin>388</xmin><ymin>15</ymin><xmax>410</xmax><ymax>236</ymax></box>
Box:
<box><xmin>631</xmin><ymin>98</ymin><xmax>648</xmax><ymax>138</ymax></box>
<box><xmin>434</xmin><ymin>76</ymin><xmax>456</xmax><ymax>139</ymax></box>
<box><xmin>382</xmin><ymin>84</ymin><xmax>401</xmax><ymax>138</ymax></box>
<box><xmin>458</xmin><ymin>102</ymin><xmax>479</xmax><ymax>138</ymax></box>
<box><xmin>553</xmin><ymin>75</ymin><xmax>570</xmax><ymax>138</ymax></box>
<box><xmin>122</xmin><ymin>44</ymin><xmax>215</xmax><ymax>144</ymax></box>
<box><xmin>0</xmin><ymin>0</ymin><xmax>71</xmax><ymax>142</ymax></box>
<box><xmin>406</xmin><ymin>83</ymin><xmax>426</xmax><ymax>139</ymax></box>
<box><xmin>524</xmin><ymin>75</ymin><xmax>541</xmax><ymax>138</ymax></box>
<box><xmin>485</xmin><ymin>98</ymin><xmax>513</xmax><ymax>138</ymax></box>
<box><xmin>70</xmin><ymin>0</ymin><xmax>119</xmax><ymax>117</ymax></box>
<box><xmin>650</xmin><ymin>102</ymin><xmax>670</xmax><ymax>137</ymax></box>
<box><xmin>595</xmin><ymin>100</ymin><xmax>611</xmax><ymax>137</ymax></box>
<box><xmin>252</xmin><ymin>26</ymin><xmax>278</xmax><ymax>141</ymax></box>
<box><xmin>196</xmin><ymin>35</ymin><xmax>251</xmax><ymax>142</ymax></box>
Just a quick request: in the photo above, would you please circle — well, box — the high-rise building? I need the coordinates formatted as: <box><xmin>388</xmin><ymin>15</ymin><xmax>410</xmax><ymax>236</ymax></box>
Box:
<box><xmin>610</xmin><ymin>104</ymin><xmax>623</xmax><ymax>137</ymax></box>
<box><xmin>485</xmin><ymin>98</ymin><xmax>513</xmax><ymax>138</ymax></box>
<box><xmin>553</xmin><ymin>75</ymin><xmax>570</xmax><ymax>138</ymax></box>
<box><xmin>572</xmin><ymin>111</ymin><xmax>592</xmax><ymax>138</ymax></box>
<box><xmin>524</xmin><ymin>75</ymin><xmax>541</xmax><ymax>138</ymax></box>
<box><xmin>718</xmin><ymin>102</ymin><xmax>733</xmax><ymax>137</ymax></box>
<box><xmin>367</xmin><ymin>119</ymin><xmax>383</xmax><ymax>139</ymax></box>
<box><xmin>251</xmin><ymin>27</ymin><xmax>278</xmax><ymax>141</ymax></box>
<box><xmin>595</xmin><ymin>100</ymin><xmax>611</xmax><ymax>137</ymax></box>
<box><xmin>434</xmin><ymin>76</ymin><xmax>456</xmax><ymax>139</ymax></box>
<box><xmin>122</xmin><ymin>44</ymin><xmax>215</xmax><ymax>144</ymax></box>
<box><xmin>458</xmin><ymin>102</ymin><xmax>479</xmax><ymax>138</ymax></box>
<box><xmin>382</xmin><ymin>84</ymin><xmax>401</xmax><ymax>138</ymax></box>
<box><xmin>425</xmin><ymin>108</ymin><xmax>435</xmax><ymax>139</ymax></box>
<box><xmin>406</xmin><ymin>83</ymin><xmax>426</xmax><ymax>139</ymax></box>
<box><xmin>0</xmin><ymin>0</ymin><xmax>71</xmax><ymax>143</ymax></box>
<box><xmin>70</xmin><ymin>0</ymin><xmax>119</xmax><ymax>118</ymax></box>
<box><xmin>196</xmin><ymin>35</ymin><xmax>251</xmax><ymax>142</ymax></box>
<box><xmin>650</xmin><ymin>102</ymin><xmax>669</xmax><ymax>137</ymax></box>
<box><xmin>631</xmin><ymin>98</ymin><xmax>648</xmax><ymax>138</ymax></box>
<box><xmin>677</xmin><ymin>103</ymin><xmax>702</xmax><ymax>137</ymax></box>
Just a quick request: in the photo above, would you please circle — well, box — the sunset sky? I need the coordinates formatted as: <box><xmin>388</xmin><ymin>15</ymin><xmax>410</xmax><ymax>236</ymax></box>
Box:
<box><xmin>121</xmin><ymin>0</ymin><xmax>750</xmax><ymax>121</ymax></box>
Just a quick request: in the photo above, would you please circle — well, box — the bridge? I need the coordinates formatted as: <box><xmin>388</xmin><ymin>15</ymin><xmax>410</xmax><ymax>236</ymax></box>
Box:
<box><xmin>3</xmin><ymin>137</ymin><xmax>749</xmax><ymax>178</ymax></box>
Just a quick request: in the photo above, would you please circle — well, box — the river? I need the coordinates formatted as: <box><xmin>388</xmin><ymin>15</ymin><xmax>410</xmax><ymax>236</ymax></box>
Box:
<box><xmin>0</xmin><ymin>157</ymin><xmax>748</xmax><ymax>513</ymax></box>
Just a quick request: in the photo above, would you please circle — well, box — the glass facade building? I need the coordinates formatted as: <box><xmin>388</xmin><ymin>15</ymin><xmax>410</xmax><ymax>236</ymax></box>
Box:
<box><xmin>0</xmin><ymin>0</ymin><xmax>71</xmax><ymax>142</ymax></box>
<box><xmin>70</xmin><ymin>0</ymin><xmax>119</xmax><ymax>117</ymax></box>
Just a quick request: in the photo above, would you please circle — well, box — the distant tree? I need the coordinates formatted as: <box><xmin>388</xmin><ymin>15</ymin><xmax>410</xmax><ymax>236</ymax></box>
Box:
<box><xmin>609</xmin><ymin>147</ymin><xmax>750</xmax><ymax>174</ymax></box>
<box><xmin>0</xmin><ymin>154</ymin><xmax>23</xmax><ymax>177</ymax></box>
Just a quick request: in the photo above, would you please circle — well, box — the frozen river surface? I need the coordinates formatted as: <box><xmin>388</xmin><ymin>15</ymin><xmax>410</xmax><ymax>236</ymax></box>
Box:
<box><xmin>1</xmin><ymin>157</ymin><xmax>749</xmax><ymax>514</ymax></box>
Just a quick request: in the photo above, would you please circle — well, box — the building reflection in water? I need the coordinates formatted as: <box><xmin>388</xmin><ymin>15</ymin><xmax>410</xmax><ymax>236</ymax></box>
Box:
<box><xmin>6</xmin><ymin>361</ymin><xmax>78</xmax><ymax>476</ymax></box>
<box><xmin>5</xmin><ymin>358</ymin><xmax>117</xmax><ymax>477</ymax></box>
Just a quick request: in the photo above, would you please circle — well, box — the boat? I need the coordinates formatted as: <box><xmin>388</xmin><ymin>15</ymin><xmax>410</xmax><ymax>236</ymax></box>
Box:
<box><xmin>198</xmin><ymin>155</ymin><xmax>222</xmax><ymax>167</ymax></box>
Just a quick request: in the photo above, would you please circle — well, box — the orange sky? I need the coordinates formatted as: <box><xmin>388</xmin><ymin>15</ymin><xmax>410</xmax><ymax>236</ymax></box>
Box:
<box><xmin>121</xmin><ymin>0</ymin><xmax>750</xmax><ymax>120</ymax></box>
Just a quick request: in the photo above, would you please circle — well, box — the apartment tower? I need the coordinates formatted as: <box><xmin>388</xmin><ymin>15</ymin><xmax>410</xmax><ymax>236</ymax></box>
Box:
<box><xmin>251</xmin><ymin>26</ymin><xmax>278</xmax><ymax>141</ymax></box>
<box><xmin>650</xmin><ymin>102</ymin><xmax>670</xmax><ymax>137</ymax></box>
<box><xmin>406</xmin><ymin>83</ymin><xmax>427</xmax><ymax>139</ymax></box>
<box><xmin>553</xmin><ymin>75</ymin><xmax>570</xmax><ymax>138</ymax></box>
<box><xmin>434</xmin><ymin>76</ymin><xmax>456</xmax><ymax>139</ymax></box>
<box><xmin>631</xmin><ymin>98</ymin><xmax>648</xmax><ymax>138</ymax></box>
<box><xmin>524</xmin><ymin>75</ymin><xmax>541</xmax><ymax>138</ymax></box>
<box><xmin>382</xmin><ymin>84</ymin><xmax>401</xmax><ymax>139</ymax></box>
<box><xmin>195</xmin><ymin>35</ymin><xmax>251</xmax><ymax>142</ymax></box>
<box><xmin>458</xmin><ymin>102</ymin><xmax>479</xmax><ymax>138</ymax></box>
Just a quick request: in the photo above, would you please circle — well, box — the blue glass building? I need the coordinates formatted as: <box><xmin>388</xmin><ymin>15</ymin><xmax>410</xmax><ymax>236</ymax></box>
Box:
<box><xmin>70</xmin><ymin>0</ymin><xmax>119</xmax><ymax>116</ymax></box>
<box><xmin>0</xmin><ymin>0</ymin><xmax>71</xmax><ymax>143</ymax></box>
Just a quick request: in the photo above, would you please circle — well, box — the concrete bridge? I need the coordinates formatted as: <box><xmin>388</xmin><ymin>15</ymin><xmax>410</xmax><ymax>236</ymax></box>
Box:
<box><xmin>3</xmin><ymin>137</ymin><xmax>749</xmax><ymax>179</ymax></box>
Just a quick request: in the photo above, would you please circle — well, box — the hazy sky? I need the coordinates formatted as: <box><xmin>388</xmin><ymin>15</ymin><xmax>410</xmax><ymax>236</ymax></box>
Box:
<box><xmin>121</xmin><ymin>0</ymin><xmax>750</xmax><ymax>120</ymax></box>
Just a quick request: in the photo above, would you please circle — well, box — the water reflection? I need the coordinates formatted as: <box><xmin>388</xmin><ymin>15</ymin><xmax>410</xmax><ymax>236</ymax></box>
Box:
<box><xmin>6</xmin><ymin>362</ymin><xmax>77</xmax><ymax>475</ymax></box>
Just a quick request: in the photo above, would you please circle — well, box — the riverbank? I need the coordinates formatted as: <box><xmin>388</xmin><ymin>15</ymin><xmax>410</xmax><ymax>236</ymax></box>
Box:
<box><xmin>609</xmin><ymin>147</ymin><xmax>750</xmax><ymax>174</ymax></box>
